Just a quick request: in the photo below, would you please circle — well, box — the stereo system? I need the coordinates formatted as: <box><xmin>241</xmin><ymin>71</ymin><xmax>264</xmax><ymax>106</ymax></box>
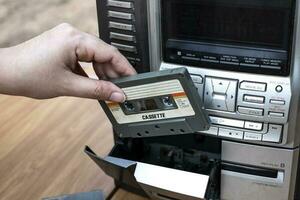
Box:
<box><xmin>91</xmin><ymin>0</ymin><xmax>300</xmax><ymax>199</ymax></box>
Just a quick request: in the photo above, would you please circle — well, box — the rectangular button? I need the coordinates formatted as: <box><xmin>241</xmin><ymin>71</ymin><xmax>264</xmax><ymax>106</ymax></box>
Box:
<box><xmin>244</xmin><ymin>121</ymin><xmax>263</xmax><ymax>131</ymax></box>
<box><xmin>243</xmin><ymin>95</ymin><xmax>265</xmax><ymax>104</ymax></box>
<box><xmin>191</xmin><ymin>75</ymin><xmax>203</xmax><ymax>84</ymax></box>
<box><xmin>269</xmin><ymin>112</ymin><xmax>284</xmax><ymax>117</ymax></box>
<box><xmin>109</xmin><ymin>21</ymin><xmax>134</xmax><ymax>31</ymax></box>
<box><xmin>209</xmin><ymin>116</ymin><xmax>245</xmax><ymax>128</ymax></box>
<box><xmin>111</xmin><ymin>42</ymin><xmax>136</xmax><ymax>53</ymax></box>
<box><xmin>244</xmin><ymin>132</ymin><xmax>262</xmax><ymax>141</ymax></box>
<box><xmin>218</xmin><ymin>128</ymin><xmax>244</xmax><ymax>139</ymax></box>
<box><xmin>240</xmin><ymin>81</ymin><xmax>267</xmax><ymax>92</ymax></box>
<box><xmin>110</xmin><ymin>32</ymin><xmax>136</xmax><ymax>42</ymax></box>
<box><xmin>108</xmin><ymin>11</ymin><xmax>133</xmax><ymax>20</ymax></box>
<box><xmin>262</xmin><ymin>124</ymin><xmax>282</xmax><ymax>143</ymax></box>
<box><xmin>201</xmin><ymin>126</ymin><xmax>218</xmax><ymax>135</ymax></box>
<box><xmin>270</xmin><ymin>99</ymin><xmax>285</xmax><ymax>105</ymax></box>
<box><xmin>238</xmin><ymin>106</ymin><xmax>264</xmax><ymax>116</ymax></box>
<box><xmin>108</xmin><ymin>0</ymin><xmax>133</xmax><ymax>9</ymax></box>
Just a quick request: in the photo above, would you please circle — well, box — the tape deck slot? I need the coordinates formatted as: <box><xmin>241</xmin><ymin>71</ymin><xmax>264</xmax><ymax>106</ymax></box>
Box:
<box><xmin>86</xmin><ymin>134</ymin><xmax>222</xmax><ymax>200</ymax></box>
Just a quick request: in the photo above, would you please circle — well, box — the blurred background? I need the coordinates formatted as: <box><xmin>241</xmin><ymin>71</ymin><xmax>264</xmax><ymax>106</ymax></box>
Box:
<box><xmin>0</xmin><ymin>1</ymin><xmax>125</xmax><ymax>200</ymax></box>
<box><xmin>0</xmin><ymin>0</ymin><xmax>98</xmax><ymax>47</ymax></box>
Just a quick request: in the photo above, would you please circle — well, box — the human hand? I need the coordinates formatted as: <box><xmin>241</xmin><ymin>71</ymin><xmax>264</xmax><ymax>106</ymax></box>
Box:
<box><xmin>0</xmin><ymin>23</ymin><xmax>136</xmax><ymax>102</ymax></box>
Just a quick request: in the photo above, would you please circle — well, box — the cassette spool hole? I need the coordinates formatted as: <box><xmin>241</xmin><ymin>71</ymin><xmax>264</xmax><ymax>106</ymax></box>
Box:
<box><xmin>124</xmin><ymin>101</ymin><xmax>134</xmax><ymax>111</ymax></box>
<box><xmin>162</xmin><ymin>96</ymin><xmax>174</xmax><ymax>107</ymax></box>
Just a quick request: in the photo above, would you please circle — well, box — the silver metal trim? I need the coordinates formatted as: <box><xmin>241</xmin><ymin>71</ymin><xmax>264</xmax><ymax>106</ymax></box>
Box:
<box><xmin>107</xmin><ymin>0</ymin><xmax>133</xmax><ymax>9</ymax></box>
<box><xmin>108</xmin><ymin>11</ymin><xmax>133</xmax><ymax>20</ymax></box>
<box><xmin>161</xmin><ymin>62</ymin><xmax>291</xmax><ymax>147</ymax></box>
<box><xmin>110</xmin><ymin>32</ymin><xmax>136</xmax><ymax>42</ymax></box>
<box><xmin>147</xmin><ymin>0</ymin><xmax>162</xmax><ymax>71</ymax></box>
<box><xmin>288</xmin><ymin>0</ymin><xmax>300</xmax><ymax>148</ymax></box>
<box><xmin>111</xmin><ymin>42</ymin><xmax>137</xmax><ymax>53</ymax></box>
<box><xmin>221</xmin><ymin>141</ymin><xmax>299</xmax><ymax>200</ymax></box>
<box><xmin>109</xmin><ymin>21</ymin><xmax>134</xmax><ymax>31</ymax></box>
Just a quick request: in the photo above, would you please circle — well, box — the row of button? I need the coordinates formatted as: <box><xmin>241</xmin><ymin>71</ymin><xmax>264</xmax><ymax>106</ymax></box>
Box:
<box><xmin>204</xmin><ymin>77</ymin><xmax>238</xmax><ymax>112</ymax></box>
<box><xmin>108</xmin><ymin>0</ymin><xmax>133</xmax><ymax>9</ymax></box>
<box><xmin>177</xmin><ymin>51</ymin><xmax>284</xmax><ymax>70</ymax></box>
<box><xmin>107</xmin><ymin>1</ymin><xmax>137</xmax><ymax>54</ymax></box>
<box><xmin>237</xmin><ymin>106</ymin><xmax>285</xmax><ymax>118</ymax></box>
<box><xmin>203</xmin><ymin>124</ymin><xmax>282</xmax><ymax>143</ymax></box>
<box><xmin>243</xmin><ymin>95</ymin><xmax>265</xmax><ymax>104</ymax></box>
<box><xmin>240</xmin><ymin>81</ymin><xmax>286</xmax><ymax>96</ymax></box>
<box><xmin>240</xmin><ymin>81</ymin><xmax>266</xmax><ymax>92</ymax></box>
<box><xmin>210</xmin><ymin>116</ymin><xmax>263</xmax><ymax>131</ymax></box>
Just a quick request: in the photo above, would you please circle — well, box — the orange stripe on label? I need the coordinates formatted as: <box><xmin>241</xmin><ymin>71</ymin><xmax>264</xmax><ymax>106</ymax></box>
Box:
<box><xmin>172</xmin><ymin>92</ymin><xmax>186</xmax><ymax>97</ymax></box>
<box><xmin>107</xmin><ymin>102</ymin><xmax>119</xmax><ymax>108</ymax></box>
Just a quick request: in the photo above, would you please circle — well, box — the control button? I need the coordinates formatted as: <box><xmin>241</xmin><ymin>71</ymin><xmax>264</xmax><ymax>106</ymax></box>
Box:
<box><xmin>212</xmin><ymin>78</ymin><xmax>230</xmax><ymax>94</ymax></box>
<box><xmin>262</xmin><ymin>124</ymin><xmax>283</xmax><ymax>143</ymax></box>
<box><xmin>211</xmin><ymin>93</ymin><xmax>227</xmax><ymax>110</ymax></box>
<box><xmin>240</xmin><ymin>81</ymin><xmax>267</xmax><ymax>92</ymax></box>
<box><xmin>191</xmin><ymin>74</ymin><xmax>203</xmax><ymax>84</ymax></box>
<box><xmin>218</xmin><ymin>128</ymin><xmax>244</xmax><ymax>139</ymax></box>
<box><xmin>201</xmin><ymin>126</ymin><xmax>218</xmax><ymax>135</ymax></box>
<box><xmin>108</xmin><ymin>11</ymin><xmax>134</xmax><ymax>20</ymax></box>
<box><xmin>244</xmin><ymin>132</ymin><xmax>262</xmax><ymax>141</ymax></box>
<box><xmin>275</xmin><ymin>85</ymin><xmax>283</xmax><ymax>93</ymax></box>
<box><xmin>111</xmin><ymin>43</ymin><xmax>137</xmax><ymax>53</ymax></box>
<box><xmin>110</xmin><ymin>32</ymin><xmax>136</xmax><ymax>42</ymax></box>
<box><xmin>261</xmin><ymin>59</ymin><xmax>283</xmax><ymax>69</ymax></box>
<box><xmin>270</xmin><ymin>99</ymin><xmax>285</xmax><ymax>105</ymax></box>
<box><xmin>204</xmin><ymin>77</ymin><xmax>238</xmax><ymax>112</ymax></box>
<box><xmin>243</xmin><ymin>95</ymin><xmax>265</xmax><ymax>104</ymax></box>
<box><xmin>240</xmin><ymin>57</ymin><xmax>260</xmax><ymax>67</ymax></box>
<box><xmin>109</xmin><ymin>21</ymin><xmax>134</xmax><ymax>31</ymax></box>
<box><xmin>244</xmin><ymin>121</ymin><xmax>263</xmax><ymax>131</ymax></box>
<box><xmin>238</xmin><ymin>106</ymin><xmax>264</xmax><ymax>116</ymax></box>
<box><xmin>107</xmin><ymin>0</ymin><xmax>133</xmax><ymax>9</ymax></box>
<box><xmin>269</xmin><ymin>112</ymin><xmax>284</xmax><ymax>117</ymax></box>
<box><xmin>261</xmin><ymin>65</ymin><xmax>281</xmax><ymax>70</ymax></box>
<box><xmin>240</xmin><ymin>63</ymin><xmax>260</xmax><ymax>68</ymax></box>
<box><xmin>201</xmin><ymin>54</ymin><xmax>219</xmax><ymax>63</ymax></box>
<box><xmin>220</xmin><ymin>55</ymin><xmax>239</xmax><ymax>65</ymax></box>
<box><xmin>210</xmin><ymin>116</ymin><xmax>245</xmax><ymax>128</ymax></box>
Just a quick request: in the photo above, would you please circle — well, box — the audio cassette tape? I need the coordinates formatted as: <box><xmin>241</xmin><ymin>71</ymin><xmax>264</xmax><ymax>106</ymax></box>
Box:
<box><xmin>100</xmin><ymin>68</ymin><xmax>210</xmax><ymax>138</ymax></box>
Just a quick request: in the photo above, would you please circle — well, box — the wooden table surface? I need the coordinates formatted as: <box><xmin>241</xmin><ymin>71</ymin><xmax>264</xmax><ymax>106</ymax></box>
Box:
<box><xmin>0</xmin><ymin>68</ymin><xmax>149</xmax><ymax>200</ymax></box>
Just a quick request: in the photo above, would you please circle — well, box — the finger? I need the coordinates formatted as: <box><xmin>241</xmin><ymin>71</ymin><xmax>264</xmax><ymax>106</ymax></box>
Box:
<box><xmin>94</xmin><ymin>62</ymin><xmax>119</xmax><ymax>79</ymax></box>
<box><xmin>93</xmin><ymin>62</ymin><xmax>108</xmax><ymax>80</ymax></box>
<box><xmin>64</xmin><ymin>72</ymin><xmax>125</xmax><ymax>102</ymax></box>
<box><xmin>74</xmin><ymin>33</ymin><xmax>136</xmax><ymax>76</ymax></box>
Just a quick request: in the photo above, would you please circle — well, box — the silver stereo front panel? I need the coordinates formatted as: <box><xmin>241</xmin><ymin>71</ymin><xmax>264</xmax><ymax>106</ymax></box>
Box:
<box><xmin>221</xmin><ymin>141</ymin><xmax>299</xmax><ymax>200</ymax></box>
<box><xmin>160</xmin><ymin>62</ymin><xmax>292</xmax><ymax>148</ymax></box>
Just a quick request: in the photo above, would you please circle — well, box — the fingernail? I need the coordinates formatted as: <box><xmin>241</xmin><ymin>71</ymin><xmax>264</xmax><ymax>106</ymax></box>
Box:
<box><xmin>109</xmin><ymin>92</ymin><xmax>125</xmax><ymax>102</ymax></box>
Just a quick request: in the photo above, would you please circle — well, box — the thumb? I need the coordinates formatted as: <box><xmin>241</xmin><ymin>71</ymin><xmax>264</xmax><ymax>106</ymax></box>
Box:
<box><xmin>65</xmin><ymin>73</ymin><xmax>125</xmax><ymax>102</ymax></box>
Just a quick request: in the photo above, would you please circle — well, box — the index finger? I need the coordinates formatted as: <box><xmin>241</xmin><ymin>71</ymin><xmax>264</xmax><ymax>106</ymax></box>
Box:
<box><xmin>75</xmin><ymin>32</ymin><xmax>136</xmax><ymax>77</ymax></box>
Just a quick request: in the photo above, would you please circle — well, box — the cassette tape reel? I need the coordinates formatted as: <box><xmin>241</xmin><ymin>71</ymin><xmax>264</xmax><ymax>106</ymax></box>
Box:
<box><xmin>100</xmin><ymin>68</ymin><xmax>210</xmax><ymax>138</ymax></box>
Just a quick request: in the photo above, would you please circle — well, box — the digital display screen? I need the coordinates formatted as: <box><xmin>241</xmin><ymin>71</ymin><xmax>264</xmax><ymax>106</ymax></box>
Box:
<box><xmin>163</xmin><ymin>0</ymin><xmax>293</xmax><ymax>49</ymax></box>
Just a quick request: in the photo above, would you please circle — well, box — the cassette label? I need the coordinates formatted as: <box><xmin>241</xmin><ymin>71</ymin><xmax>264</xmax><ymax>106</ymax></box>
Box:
<box><xmin>106</xmin><ymin>80</ymin><xmax>195</xmax><ymax>124</ymax></box>
<box><xmin>100</xmin><ymin>68</ymin><xmax>210</xmax><ymax>138</ymax></box>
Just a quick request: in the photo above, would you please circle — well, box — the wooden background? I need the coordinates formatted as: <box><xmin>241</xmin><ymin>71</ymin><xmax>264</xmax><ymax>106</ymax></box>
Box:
<box><xmin>0</xmin><ymin>1</ymin><xmax>148</xmax><ymax>199</ymax></box>
<box><xmin>0</xmin><ymin>89</ymin><xmax>148</xmax><ymax>200</ymax></box>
